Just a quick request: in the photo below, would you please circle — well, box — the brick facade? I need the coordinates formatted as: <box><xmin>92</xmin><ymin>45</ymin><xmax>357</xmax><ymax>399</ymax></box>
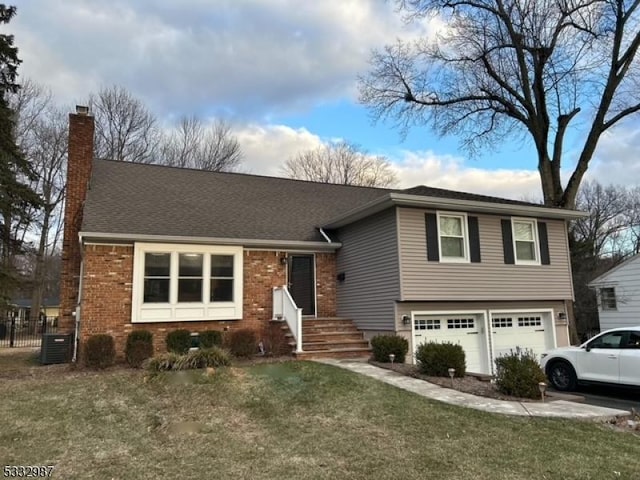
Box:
<box><xmin>59</xmin><ymin>111</ymin><xmax>94</xmax><ymax>334</ymax></box>
<box><xmin>315</xmin><ymin>252</ymin><xmax>337</xmax><ymax>317</ymax></box>
<box><xmin>78</xmin><ymin>245</ymin><xmax>337</xmax><ymax>358</ymax></box>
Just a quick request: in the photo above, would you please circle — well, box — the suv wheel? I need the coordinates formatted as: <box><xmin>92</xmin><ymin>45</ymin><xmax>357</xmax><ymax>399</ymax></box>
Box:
<box><xmin>547</xmin><ymin>360</ymin><xmax>577</xmax><ymax>392</ymax></box>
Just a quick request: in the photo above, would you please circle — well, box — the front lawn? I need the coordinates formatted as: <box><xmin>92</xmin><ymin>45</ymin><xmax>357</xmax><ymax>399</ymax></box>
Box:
<box><xmin>0</xmin><ymin>360</ymin><xmax>638</xmax><ymax>479</ymax></box>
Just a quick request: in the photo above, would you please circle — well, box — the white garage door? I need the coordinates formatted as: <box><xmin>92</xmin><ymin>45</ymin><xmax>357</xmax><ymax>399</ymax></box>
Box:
<box><xmin>490</xmin><ymin>312</ymin><xmax>551</xmax><ymax>360</ymax></box>
<box><xmin>413</xmin><ymin>314</ymin><xmax>489</xmax><ymax>374</ymax></box>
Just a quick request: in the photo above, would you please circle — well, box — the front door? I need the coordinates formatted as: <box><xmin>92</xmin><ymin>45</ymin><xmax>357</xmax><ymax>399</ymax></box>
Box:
<box><xmin>288</xmin><ymin>254</ymin><xmax>315</xmax><ymax>316</ymax></box>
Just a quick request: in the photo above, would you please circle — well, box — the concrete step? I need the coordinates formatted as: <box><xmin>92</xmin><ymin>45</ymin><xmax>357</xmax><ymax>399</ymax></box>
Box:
<box><xmin>295</xmin><ymin>348</ymin><xmax>371</xmax><ymax>360</ymax></box>
<box><xmin>298</xmin><ymin>339</ymin><xmax>370</xmax><ymax>352</ymax></box>
<box><xmin>302</xmin><ymin>325</ymin><xmax>360</xmax><ymax>335</ymax></box>
<box><xmin>302</xmin><ymin>318</ymin><xmax>354</xmax><ymax>327</ymax></box>
<box><xmin>293</xmin><ymin>332</ymin><xmax>365</xmax><ymax>342</ymax></box>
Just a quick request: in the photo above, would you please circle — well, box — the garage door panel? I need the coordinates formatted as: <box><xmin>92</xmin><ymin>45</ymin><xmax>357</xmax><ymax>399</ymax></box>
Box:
<box><xmin>491</xmin><ymin>313</ymin><xmax>550</xmax><ymax>360</ymax></box>
<box><xmin>413</xmin><ymin>314</ymin><xmax>488</xmax><ymax>374</ymax></box>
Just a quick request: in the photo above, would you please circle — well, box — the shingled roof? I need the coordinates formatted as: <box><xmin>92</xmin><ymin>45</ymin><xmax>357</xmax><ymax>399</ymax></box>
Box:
<box><xmin>82</xmin><ymin>160</ymin><xmax>389</xmax><ymax>242</ymax></box>
<box><xmin>81</xmin><ymin>160</ymin><xmax>551</xmax><ymax>243</ymax></box>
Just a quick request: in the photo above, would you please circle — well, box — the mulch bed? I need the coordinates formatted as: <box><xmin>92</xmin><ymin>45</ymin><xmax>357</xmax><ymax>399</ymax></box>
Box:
<box><xmin>369</xmin><ymin>360</ymin><xmax>539</xmax><ymax>402</ymax></box>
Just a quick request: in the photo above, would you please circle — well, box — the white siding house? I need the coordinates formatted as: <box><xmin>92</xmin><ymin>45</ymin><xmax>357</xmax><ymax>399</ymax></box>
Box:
<box><xmin>589</xmin><ymin>254</ymin><xmax>640</xmax><ymax>330</ymax></box>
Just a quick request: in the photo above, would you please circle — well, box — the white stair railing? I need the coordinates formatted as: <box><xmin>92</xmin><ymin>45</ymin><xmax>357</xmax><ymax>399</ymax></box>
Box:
<box><xmin>272</xmin><ymin>286</ymin><xmax>303</xmax><ymax>353</ymax></box>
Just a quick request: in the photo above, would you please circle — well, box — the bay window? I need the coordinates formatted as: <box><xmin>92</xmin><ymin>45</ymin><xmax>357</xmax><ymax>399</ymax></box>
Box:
<box><xmin>132</xmin><ymin>244</ymin><xmax>243</xmax><ymax>323</ymax></box>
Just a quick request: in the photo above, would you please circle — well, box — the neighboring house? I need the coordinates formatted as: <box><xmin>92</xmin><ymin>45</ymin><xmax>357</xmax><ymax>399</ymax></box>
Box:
<box><xmin>9</xmin><ymin>296</ymin><xmax>60</xmax><ymax>326</ymax></box>
<box><xmin>589</xmin><ymin>254</ymin><xmax>640</xmax><ymax>331</ymax></box>
<box><xmin>60</xmin><ymin>107</ymin><xmax>585</xmax><ymax>374</ymax></box>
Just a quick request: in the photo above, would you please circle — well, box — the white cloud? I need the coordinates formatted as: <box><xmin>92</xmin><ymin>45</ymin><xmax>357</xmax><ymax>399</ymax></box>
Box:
<box><xmin>232</xmin><ymin>122</ymin><xmax>545</xmax><ymax>200</ymax></box>
<box><xmin>391</xmin><ymin>150</ymin><xmax>543</xmax><ymax>200</ymax></box>
<box><xmin>13</xmin><ymin>0</ymin><xmax>433</xmax><ymax>118</ymax></box>
<box><xmin>235</xmin><ymin>123</ymin><xmax>323</xmax><ymax>176</ymax></box>
<box><xmin>587</xmin><ymin>126</ymin><xmax>640</xmax><ymax>186</ymax></box>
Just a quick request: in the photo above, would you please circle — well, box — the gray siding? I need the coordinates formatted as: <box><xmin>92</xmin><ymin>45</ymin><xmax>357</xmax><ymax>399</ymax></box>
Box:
<box><xmin>398</xmin><ymin>207</ymin><xmax>574</xmax><ymax>301</ymax></box>
<box><xmin>336</xmin><ymin>207</ymin><xmax>400</xmax><ymax>330</ymax></box>
<box><xmin>592</xmin><ymin>255</ymin><xmax>640</xmax><ymax>330</ymax></box>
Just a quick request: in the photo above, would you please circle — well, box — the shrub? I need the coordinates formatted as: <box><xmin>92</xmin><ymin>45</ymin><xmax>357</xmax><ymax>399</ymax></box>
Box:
<box><xmin>495</xmin><ymin>348</ymin><xmax>547</xmax><ymax>399</ymax></box>
<box><xmin>144</xmin><ymin>348</ymin><xmax>231</xmax><ymax>372</ymax></box>
<box><xmin>199</xmin><ymin>330</ymin><xmax>223</xmax><ymax>349</ymax></box>
<box><xmin>415</xmin><ymin>342</ymin><xmax>466</xmax><ymax>377</ymax></box>
<box><xmin>144</xmin><ymin>352</ymin><xmax>182</xmax><ymax>372</ymax></box>
<box><xmin>370</xmin><ymin>335</ymin><xmax>409</xmax><ymax>363</ymax></box>
<box><xmin>175</xmin><ymin>347</ymin><xmax>232</xmax><ymax>369</ymax></box>
<box><xmin>166</xmin><ymin>329</ymin><xmax>192</xmax><ymax>354</ymax></box>
<box><xmin>85</xmin><ymin>334</ymin><xmax>116</xmax><ymax>369</ymax></box>
<box><xmin>227</xmin><ymin>328</ymin><xmax>257</xmax><ymax>358</ymax></box>
<box><xmin>125</xmin><ymin>330</ymin><xmax>154</xmax><ymax>367</ymax></box>
<box><xmin>262</xmin><ymin>323</ymin><xmax>289</xmax><ymax>356</ymax></box>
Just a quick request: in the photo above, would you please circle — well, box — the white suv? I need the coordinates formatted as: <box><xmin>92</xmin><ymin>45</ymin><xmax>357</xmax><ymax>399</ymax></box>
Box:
<box><xmin>540</xmin><ymin>326</ymin><xmax>640</xmax><ymax>391</ymax></box>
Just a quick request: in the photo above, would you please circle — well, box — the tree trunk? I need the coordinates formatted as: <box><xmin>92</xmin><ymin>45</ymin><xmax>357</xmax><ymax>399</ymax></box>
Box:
<box><xmin>29</xmin><ymin>205</ymin><xmax>52</xmax><ymax>330</ymax></box>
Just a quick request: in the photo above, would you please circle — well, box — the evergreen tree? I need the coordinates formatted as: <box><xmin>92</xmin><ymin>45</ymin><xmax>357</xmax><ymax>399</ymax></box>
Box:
<box><xmin>0</xmin><ymin>5</ymin><xmax>41</xmax><ymax>307</ymax></box>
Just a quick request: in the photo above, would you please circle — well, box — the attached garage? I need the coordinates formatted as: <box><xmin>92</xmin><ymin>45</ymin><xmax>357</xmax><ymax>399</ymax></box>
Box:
<box><xmin>412</xmin><ymin>311</ymin><xmax>491</xmax><ymax>374</ymax></box>
<box><xmin>489</xmin><ymin>310</ymin><xmax>556</xmax><ymax>362</ymax></box>
<box><xmin>411</xmin><ymin>309</ymin><xmax>558</xmax><ymax>375</ymax></box>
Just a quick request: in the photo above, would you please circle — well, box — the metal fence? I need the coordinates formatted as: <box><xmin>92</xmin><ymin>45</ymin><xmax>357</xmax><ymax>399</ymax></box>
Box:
<box><xmin>0</xmin><ymin>315</ymin><xmax>58</xmax><ymax>348</ymax></box>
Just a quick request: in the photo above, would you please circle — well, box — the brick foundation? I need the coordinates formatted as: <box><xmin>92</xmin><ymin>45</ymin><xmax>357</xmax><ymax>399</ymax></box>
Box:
<box><xmin>78</xmin><ymin>245</ymin><xmax>337</xmax><ymax>359</ymax></box>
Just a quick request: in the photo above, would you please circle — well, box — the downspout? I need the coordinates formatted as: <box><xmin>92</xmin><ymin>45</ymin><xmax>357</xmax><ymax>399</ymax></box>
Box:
<box><xmin>318</xmin><ymin>227</ymin><xmax>332</xmax><ymax>243</ymax></box>
<box><xmin>72</xmin><ymin>234</ymin><xmax>85</xmax><ymax>363</ymax></box>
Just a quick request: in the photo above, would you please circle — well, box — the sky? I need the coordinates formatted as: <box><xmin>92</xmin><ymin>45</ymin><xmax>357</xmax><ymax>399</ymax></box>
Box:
<box><xmin>9</xmin><ymin>0</ymin><xmax>640</xmax><ymax>200</ymax></box>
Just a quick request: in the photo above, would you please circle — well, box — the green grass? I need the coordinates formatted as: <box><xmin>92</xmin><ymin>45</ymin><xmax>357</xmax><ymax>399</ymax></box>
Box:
<box><xmin>0</xmin><ymin>359</ymin><xmax>638</xmax><ymax>479</ymax></box>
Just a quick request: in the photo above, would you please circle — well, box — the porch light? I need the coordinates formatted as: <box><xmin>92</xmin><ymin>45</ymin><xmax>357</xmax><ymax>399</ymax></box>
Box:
<box><xmin>280</xmin><ymin>256</ymin><xmax>288</xmax><ymax>266</ymax></box>
<box><xmin>448</xmin><ymin>368</ymin><xmax>455</xmax><ymax>387</ymax></box>
<box><xmin>538</xmin><ymin>382</ymin><xmax>547</xmax><ymax>402</ymax></box>
<box><xmin>402</xmin><ymin>315</ymin><xmax>410</xmax><ymax>325</ymax></box>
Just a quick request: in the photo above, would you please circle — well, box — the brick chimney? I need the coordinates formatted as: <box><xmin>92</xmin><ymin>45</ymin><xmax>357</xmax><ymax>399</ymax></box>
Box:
<box><xmin>59</xmin><ymin>106</ymin><xmax>95</xmax><ymax>334</ymax></box>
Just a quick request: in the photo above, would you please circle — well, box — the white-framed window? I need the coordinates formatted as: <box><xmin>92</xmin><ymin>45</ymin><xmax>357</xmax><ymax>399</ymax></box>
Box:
<box><xmin>600</xmin><ymin>287</ymin><xmax>617</xmax><ymax>311</ymax></box>
<box><xmin>492</xmin><ymin>317</ymin><xmax>513</xmax><ymax>328</ymax></box>
<box><xmin>518</xmin><ymin>316</ymin><xmax>542</xmax><ymax>327</ymax></box>
<box><xmin>415</xmin><ymin>319</ymin><xmax>441</xmax><ymax>330</ymax></box>
<box><xmin>132</xmin><ymin>243</ymin><xmax>243</xmax><ymax>323</ymax></box>
<box><xmin>437</xmin><ymin>212</ymin><xmax>469</xmax><ymax>263</ymax></box>
<box><xmin>512</xmin><ymin>218</ymin><xmax>540</xmax><ymax>265</ymax></box>
<box><xmin>447</xmin><ymin>318</ymin><xmax>475</xmax><ymax>329</ymax></box>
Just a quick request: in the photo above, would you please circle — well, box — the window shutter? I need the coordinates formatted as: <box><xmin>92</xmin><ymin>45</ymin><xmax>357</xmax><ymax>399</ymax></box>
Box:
<box><xmin>425</xmin><ymin>213</ymin><xmax>439</xmax><ymax>262</ymax></box>
<box><xmin>501</xmin><ymin>219</ymin><xmax>515</xmax><ymax>264</ymax></box>
<box><xmin>468</xmin><ymin>216</ymin><xmax>481</xmax><ymax>263</ymax></box>
<box><xmin>538</xmin><ymin>222</ymin><xmax>550</xmax><ymax>265</ymax></box>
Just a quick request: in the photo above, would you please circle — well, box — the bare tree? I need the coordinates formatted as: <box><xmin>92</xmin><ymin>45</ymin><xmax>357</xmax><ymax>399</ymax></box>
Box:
<box><xmin>89</xmin><ymin>85</ymin><xmax>159</xmax><ymax>163</ymax></box>
<box><xmin>160</xmin><ymin>116</ymin><xmax>242</xmax><ymax>171</ymax></box>
<box><xmin>11</xmin><ymin>80</ymin><xmax>67</xmax><ymax>323</ymax></box>
<box><xmin>359</xmin><ymin>0</ymin><xmax>640</xmax><ymax>208</ymax></box>
<box><xmin>571</xmin><ymin>181</ymin><xmax>640</xmax><ymax>258</ymax></box>
<box><xmin>569</xmin><ymin>180</ymin><xmax>640</xmax><ymax>337</ymax></box>
<box><xmin>282</xmin><ymin>141</ymin><xmax>398</xmax><ymax>187</ymax></box>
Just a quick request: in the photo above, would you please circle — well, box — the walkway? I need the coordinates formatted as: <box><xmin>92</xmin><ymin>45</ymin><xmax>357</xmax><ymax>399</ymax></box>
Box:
<box><xmin>317</xmin><ymin>359</ymin><xmax>630</xmax><ymax>419</ymax></box>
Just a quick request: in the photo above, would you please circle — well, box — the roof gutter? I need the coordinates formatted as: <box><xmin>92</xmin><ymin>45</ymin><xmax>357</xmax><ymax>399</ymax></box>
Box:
<box><xmin>79</xmin><ymin>231</ymin><xmax>342</xmax><ymax>251</ymax></box>
<box><xmin>323</xmin><ymin>192</ymin><xmax>589</xmax><ymax>229</ymax></box>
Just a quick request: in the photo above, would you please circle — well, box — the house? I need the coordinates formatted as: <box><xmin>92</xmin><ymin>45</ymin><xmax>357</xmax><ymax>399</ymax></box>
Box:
<box><xmin>9</xmin><ymin>296</ymin><xmax>60</xmax><ymax>325</ymax></box>
<box><xmin>59</xmin><ymin>107</ymin><xmax>586</xmax><ymax>374</ymax></box>
<box><xmin>589</xmin><ymin>253</ymin><xmax>640</xmax><ymax>331</ymax></box>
